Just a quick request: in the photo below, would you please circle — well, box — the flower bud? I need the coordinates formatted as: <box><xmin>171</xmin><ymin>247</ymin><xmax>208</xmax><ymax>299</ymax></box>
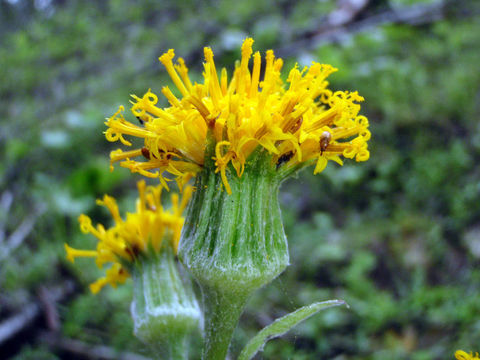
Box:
<box><xmin>131</xmin><ymin>247</ymin><xmax>201</xmax><ymax>359</ymax></box>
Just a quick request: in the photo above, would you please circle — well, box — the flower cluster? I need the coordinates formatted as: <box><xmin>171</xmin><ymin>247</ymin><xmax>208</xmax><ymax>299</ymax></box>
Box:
<box><xmin>65</xmin><ymin>180</ymin><xmax>192</xmax><ymax>293</ymax></box>
<box><xmin>106</xmin><ymin>38</ymin><xmax>370</xmax><ymax>194</ymax></box>
<box><xmin>456</xmin><ymin>351</ymin><xmax>480</xmax><ymax>360</ymax></box>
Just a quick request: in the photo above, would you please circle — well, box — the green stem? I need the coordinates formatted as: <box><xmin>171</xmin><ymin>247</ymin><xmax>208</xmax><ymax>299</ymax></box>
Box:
<box><xmin>149</xmin><ymin>330</ymin><xmax>188</xmax><ymax>360</ymax></box>
<box><xmin>202</xmin><ymin>286</ymin><xmax>249</xmax><ymax>360</ymax></box>
<box><xmin>167</xmin><ymin>335</ymin><xmax>187</xmax><ymax>360</ymax></box>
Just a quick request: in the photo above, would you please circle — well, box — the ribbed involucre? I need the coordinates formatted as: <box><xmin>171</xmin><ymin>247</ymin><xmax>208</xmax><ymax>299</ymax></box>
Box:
<box><xmin>179</xmin><ymin>149</ymin><xmax>289</xmax><ymax>294</ymax></box>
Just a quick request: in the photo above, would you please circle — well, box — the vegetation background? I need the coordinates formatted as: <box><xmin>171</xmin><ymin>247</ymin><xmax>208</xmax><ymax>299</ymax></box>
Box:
<box><xmin>1</xmin><ymin>0</ymin><xmax>479</xmax><ymax>359</ymax></box>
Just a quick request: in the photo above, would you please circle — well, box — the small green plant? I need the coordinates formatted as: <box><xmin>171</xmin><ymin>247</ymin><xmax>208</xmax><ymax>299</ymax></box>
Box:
<box><xmin>69</xmin><ymin>38</ymin><xmax>371</xmax><ymax>359</ymax></box>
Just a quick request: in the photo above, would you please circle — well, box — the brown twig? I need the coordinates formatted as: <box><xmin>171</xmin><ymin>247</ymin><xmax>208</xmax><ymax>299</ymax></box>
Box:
<box><xmin>327</xmin><ymin>0</ymin><xmax>370</xmax><ymax>27</ymax></box>
<box><xmin>275</xmin><ymin>0</ymin><xmax>471</xmax><ymax>58</ymax></box>
<box><xmin>0</xmin><ymin>302</ymin><xmax>39</xmax><ymax>344</ymax></box>
<box><xmin>38</xmin><ymin>286</ymin><xmax>61</xmax><ymax>332</ymax></box>
<box><xmin>0</xmin><ymin>190</ymin><xmax>13</xmax><ymax>244</ymax></box>
<box><xmin>0</xmin><ymin>205</ymin><xmax>46</xmax><ymax>262</ymax></box>
<box><xmin>0</xmin><ymin>281</ymin><xmax>74</xmax><ymax>345</ymax></box>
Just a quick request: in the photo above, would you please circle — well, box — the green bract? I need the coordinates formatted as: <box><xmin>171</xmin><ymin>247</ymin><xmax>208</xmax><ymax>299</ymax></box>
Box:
<box><xmin>179</xmin><ymin>140</ymin><xmax>289</xmax><ymax>360</ymax></box>
<box><xmin>131</xmin><ymin>247</ymin><xmax>201</xmax><ymax>360</ymax></box>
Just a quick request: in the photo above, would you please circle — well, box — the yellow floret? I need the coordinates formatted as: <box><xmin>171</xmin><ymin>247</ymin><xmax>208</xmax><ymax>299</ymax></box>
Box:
<box><xmin>65</xmin><ymin>181</ymin><xmax>192</xmax><ymax>293</ymax></box>
<box><xmin>106</xmin><ymin>38</ymin><xmax>371</xmax><ymax>194</ymax></box>
<box><xmin>456</xmin><ymin>351</ymin><xmax>480</xmax><ymax>360</ymax></box>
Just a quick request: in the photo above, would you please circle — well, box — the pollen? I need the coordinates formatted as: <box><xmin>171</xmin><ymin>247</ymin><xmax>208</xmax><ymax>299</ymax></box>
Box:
<box><xmin>65</xmin><ymin>181</ymin><xmax>192</xmax><ymax>293</ymax></box>
<box><xmin>106</xmin><ymin>38</ymin><xmax>371</xmax><ymax>194</ymax></box>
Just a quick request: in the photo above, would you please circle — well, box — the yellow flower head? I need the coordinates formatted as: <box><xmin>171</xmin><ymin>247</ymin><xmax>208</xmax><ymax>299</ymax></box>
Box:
<box><xmin>456</xmin><ymin>351</ymin><xmax>480</xmax><ymax>360</ymax></box>
<box><xmin>106</xmin><ymin>38</ymin><xmax>370</xmax><ymax>194</ymax></box>
<box><xmin>65</xmin><ymin>180</ymin><xmax>192</xmax><ymax>293</ymax></box>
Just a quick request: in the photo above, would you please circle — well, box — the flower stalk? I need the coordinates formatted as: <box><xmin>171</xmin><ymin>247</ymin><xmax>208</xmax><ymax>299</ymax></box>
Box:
<box><xmin>179</xmin><ymin>137</ymin><xmax>289</xmax><ymax>359</ymax></box>
<box><xmin>200</xmin><ymin>284</ymin><xmax>249</xmax><ymax>360</ymax></box>
<box><xmin>66</xmin><ymin>181</ymin><xmax>200</xmax><ymax>360</ymax></box>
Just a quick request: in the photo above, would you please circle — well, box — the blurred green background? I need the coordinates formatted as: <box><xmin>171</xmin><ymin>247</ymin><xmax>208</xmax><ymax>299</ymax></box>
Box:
<box><xmin>1</xmin><ymin>0</ymin><xmax>479</xmax><ymax>359</ymax></box>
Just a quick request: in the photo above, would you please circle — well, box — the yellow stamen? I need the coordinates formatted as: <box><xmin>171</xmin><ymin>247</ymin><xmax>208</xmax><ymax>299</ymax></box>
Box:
<box><xmin>161</xmin><ymin>86</ymin><xmax>181</xmax><ymax>107</ymax></box>
<box><xmin>204</xmin><ymin>47</ymin><xmax>223</xmax><ymax>107</ymax></box>
<box><xmin>187</xmin><ymin>95</ymin><xmax>211</xmax><ymax>122</ymax></box>
<box><xmin>214</xmin><ymin>141</ymin><xmax>233</xmax><ymax>194</ymax></box>
<box><xmin>237</xmin><ymin>38</ymin><xmax>254</xmax><ymax>96</ymax></box>
<box><xmin>220</xmin><ymin>68</ymin><xmax>228</xmax><ymax>96</ymax></box>
<box><xmin>249</xmin><ymin>51</ymin><xmax>261</xmax><ymax>98</ymax></box>
<box><xmin>64</xmin><ymin>244</ymin><xmax>97</xmax><ymax>263</ymax></box>
<box><xmin>159</xmin><ymin>49</ymin><xmax>189</xmax><ymax>96</ymax></box>
<box><xmin>174</xmin><ymin>57</ymin><xmax>193</xmax><ymax>91</ymax></box>
<box><xmin>90</xmin><ymin>277</ymin><xmax>108</xmax><ymax>294</ymax></box>
<box><xmin>305</xmin><ymin>110</ymin><xmax>337</xmax><ymax>136</ymax></box>
<box><xmin>96</xmin><ymin>195</ymin><xmax>123</xmax><ymax>224</ymax></box>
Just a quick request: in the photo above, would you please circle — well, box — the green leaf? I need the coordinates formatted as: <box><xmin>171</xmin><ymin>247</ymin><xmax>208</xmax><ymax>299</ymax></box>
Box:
<box><xmin>238</xmin><ymin>299</ymin><xmax>347</xmax><ymax>360</ymax></box>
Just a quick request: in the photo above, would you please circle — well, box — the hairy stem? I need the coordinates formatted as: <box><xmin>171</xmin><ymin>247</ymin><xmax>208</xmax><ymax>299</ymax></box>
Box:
<box><xmin>202</xmin><ymin>286</ymin><xmax>249</xmax><ymax>360</ymax></box>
